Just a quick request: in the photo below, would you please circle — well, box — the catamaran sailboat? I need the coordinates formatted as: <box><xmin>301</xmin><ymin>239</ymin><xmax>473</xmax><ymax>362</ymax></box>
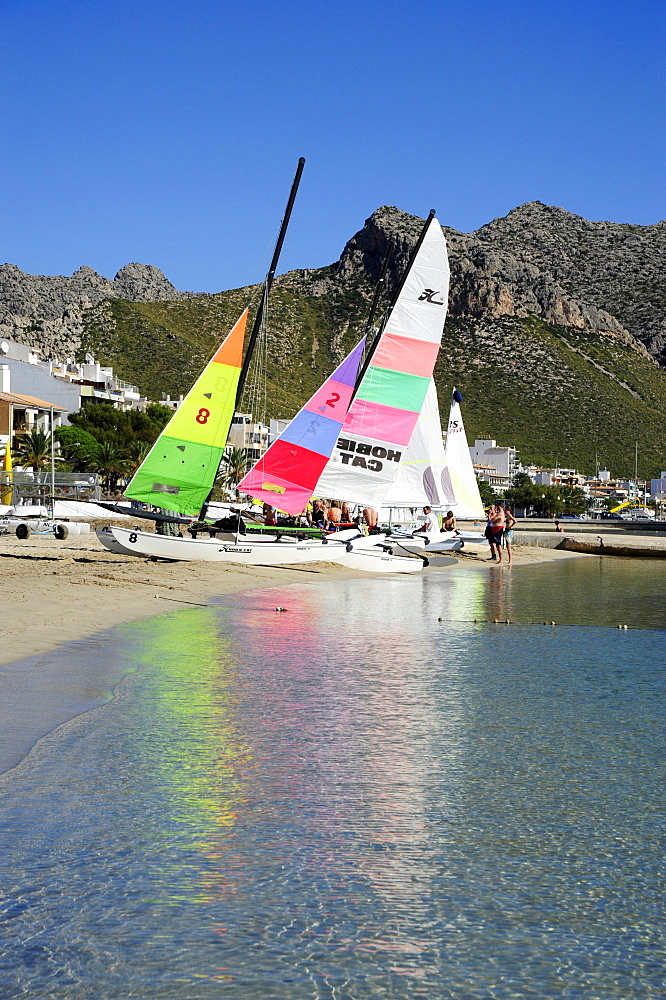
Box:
<box><xmin>98</xmin><ymin>197</ymin><xmax>451</xmax><ymax>572</ymax></box>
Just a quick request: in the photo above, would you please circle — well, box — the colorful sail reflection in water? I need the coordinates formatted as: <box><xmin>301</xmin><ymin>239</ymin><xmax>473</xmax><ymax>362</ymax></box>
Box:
<box><xmin>118</xmin><ymin>609</ymin><xmax>251</xmax><ymax>887</ymax></box>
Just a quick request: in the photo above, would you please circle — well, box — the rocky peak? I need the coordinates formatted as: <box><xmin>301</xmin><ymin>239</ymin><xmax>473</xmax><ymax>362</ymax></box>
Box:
<box><xmin>0</xmin><ymin>261</ymin><xmax>191</xmax><ymax>359</ymax></box>
<box><xmin>323</xmin><ymin>205</ymin><xmax>643</xmax><ymax>352</ymax></box>
<box><xmin>113</xmin><ymin>263</ymin><xmax>183</xmax><ymax>301</ymax></box>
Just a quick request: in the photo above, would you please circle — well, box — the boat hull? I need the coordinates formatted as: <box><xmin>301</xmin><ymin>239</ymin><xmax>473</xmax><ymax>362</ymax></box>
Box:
<box><xmin>96</xmin><ymin>526</ymin><xmax>422</xmax><ymax>572</ymax></box>
<box><xmin>387</xmin><ymin>529</ymin><xmax>462</xmax><ymax>554</ymax></box>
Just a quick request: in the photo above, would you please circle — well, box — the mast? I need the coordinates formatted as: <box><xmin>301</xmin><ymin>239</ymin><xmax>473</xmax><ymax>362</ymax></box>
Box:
<box><xmin>635</xmin><ymin>439</ymin><xmax>638</xmax><ymax>489</ymax></box>
<box><xmin>352</xmin><ymin>210</ymin><xmax>436</xmax><ymax>397</ymax></box>
<box><xmin>235</xmin><ymin>156</ymin><xmax>305</xmax><ymax>403</ymax></box>
<box><xmin>359</xmin><ymin>239</ymin><xmax>394</xmax><ymax>365</ymax></box>
<box><xmin>198</xmin><ymin>156</ymin><xmax>305</xmax><ymax>521</ymax></box>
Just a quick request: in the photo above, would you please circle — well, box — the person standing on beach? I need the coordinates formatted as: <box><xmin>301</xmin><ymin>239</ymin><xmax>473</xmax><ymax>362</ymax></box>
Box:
<box><xmin>489</xmin><ymin>504</ymin><xmax>505</xmax><ymax>563</ymax></box>
<box><xmin>504</xmin><ymin>505</ymin><xmax>516</xmax><ymax>567</ymax></box>
<box><xmin>485</xmin><ymin>505</ymin><xmax>498</xmax><ymax>560</ymax></box>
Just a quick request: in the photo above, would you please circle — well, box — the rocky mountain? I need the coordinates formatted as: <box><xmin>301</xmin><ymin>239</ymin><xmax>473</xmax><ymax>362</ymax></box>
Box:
<box><xmin>316</xmin><ymin>203</ymin><xmax>664</xmax><ymax>361</ymax></box>
<box><xmin>2</xmin><ymin>203</ymin><xmax>666</xmax><ymax>476</ymax></box>
<box><xmin>0</xmin><ymin>262</ymin><xmax>190</xmax><ymax>358</ymax></box>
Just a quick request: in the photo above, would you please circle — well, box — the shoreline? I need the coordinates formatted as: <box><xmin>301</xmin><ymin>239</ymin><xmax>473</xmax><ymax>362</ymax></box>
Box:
<box><xmin>0</xmin><ymin>529</ymin><xmax>589</xmax><ymax>668</ymax></box>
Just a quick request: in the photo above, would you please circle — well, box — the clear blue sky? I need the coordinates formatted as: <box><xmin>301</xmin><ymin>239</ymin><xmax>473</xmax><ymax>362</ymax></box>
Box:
<box><xmin>1</xmin><ymin>0</ymin><xmax>664</xmax><ymax>291</ymax></box>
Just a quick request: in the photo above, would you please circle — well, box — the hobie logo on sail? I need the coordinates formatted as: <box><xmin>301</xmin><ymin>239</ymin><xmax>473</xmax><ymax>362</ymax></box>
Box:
<box><xmin>335</xmin><ymin>437</ymin><xmax>402</xmax><ymax>473</ymax></box>
<box><xmin>262</xmin><ymin>482</ymin><xmax>286</xmax><ymax>494</ymax></box>
<box><xmin>418</xmin><ymin>288</ymin><xmax>445</xmax><ymax>305</ymax></box>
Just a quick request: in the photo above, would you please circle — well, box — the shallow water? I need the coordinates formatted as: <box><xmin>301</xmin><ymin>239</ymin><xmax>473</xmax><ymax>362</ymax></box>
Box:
<box><xmin>1</xmin><ymin>558</ymin><xmax>665</xmax><ymax>998</ymax></box>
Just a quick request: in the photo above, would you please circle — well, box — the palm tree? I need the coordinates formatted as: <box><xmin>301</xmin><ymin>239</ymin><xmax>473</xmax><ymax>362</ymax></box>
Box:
<box><xmin>217</xmin><ymin>447</ymin><xmax>252</xmax><ymax>498</ymax></box>
<box><xmin>127</xmin><ymin>440</ymin><xmax>151</xmax><ymax>474</ymax></box>
<box><xmin>12</xmin><ymin>428</ymin><xmax>54</xmax><ymax>474</ymax></box>
<box><xmin>91</xmin><ymin>441</ymin><xmax>128</xmax><ymax>495</ymax></box>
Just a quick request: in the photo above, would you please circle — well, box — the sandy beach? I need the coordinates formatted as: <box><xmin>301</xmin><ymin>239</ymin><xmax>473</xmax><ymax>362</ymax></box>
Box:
<box><xmin>0</xmin><ymin>525</ymin><xmax>590</xmax><ymax>667</ymax></box>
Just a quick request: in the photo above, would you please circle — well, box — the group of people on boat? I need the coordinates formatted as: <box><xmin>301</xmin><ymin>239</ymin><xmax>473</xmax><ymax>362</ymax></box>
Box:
<box><xmin>484</xmin><ymin>504</ymin><xmax>516</xmax><ymax>566</ymax></box>
<box><xmin>260</xmin><ymin>499</ymin><xmax>379</xmax><ymax>533</ymax></box>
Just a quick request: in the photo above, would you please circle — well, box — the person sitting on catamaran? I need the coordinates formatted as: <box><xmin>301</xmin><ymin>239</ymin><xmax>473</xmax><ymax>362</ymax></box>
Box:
<box><xmin>325</xmin><ymin>501</ymin><xmax>342</xmax><ymax>530</ymax></box>
<box><xmin>414</xmin><ymin>506</ymin><xmax>437</xmax><ymax>534</ymax></box>
<box><xmin>363</xmin><ymin>507</ymin><xmax>379</xmax><ymax>531</ymax></box>
<box><xmin>312</xmin><ymin>499</ymin><xmax>326</xmax><ymax>528</ymax></box>
<box><xmin>443</xmin><ymin>510</ymin><xmax>458</xmax><ymax>533</ymax></box>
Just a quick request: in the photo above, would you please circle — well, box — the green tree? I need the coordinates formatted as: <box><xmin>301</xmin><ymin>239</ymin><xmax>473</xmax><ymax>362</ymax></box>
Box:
<box><xmin>127</xmin><ymin>440</ymin><xmax>151</xmax><ymax>473</ymax></box>
<box><xmin>69</xmin><ymin>402</ymin><xmax>171</xmax><ymax>448</ymax></box>
<box><xmin>505</xmin><ymin>474</ymin><xmax>539</xmax><ymax>512</ymax></box>
<box><xmin>55</xmin><ymin>426</ymin><xmax>100</xmax><ymax>471</ymax></box>
<box><xmin>477</xmin><ymin>478</ymin><xmax>498</xmax><ymax>508</ymax></box>
<box><xmin>12</xmin><ymin>429</ymin><xmax>55</xmax><ymax>473</ymax></box>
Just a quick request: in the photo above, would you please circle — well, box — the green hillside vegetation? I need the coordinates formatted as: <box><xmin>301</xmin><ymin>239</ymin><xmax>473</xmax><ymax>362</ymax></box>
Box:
<box><xmin>79</xmin><ymin>278</ymin><xmax>666</xmax><ymax>479</ymax></box>
<box><xmin>438</xmin><ymin>316</ymin><xmax>666</xmax><ymax>477</ymax></box>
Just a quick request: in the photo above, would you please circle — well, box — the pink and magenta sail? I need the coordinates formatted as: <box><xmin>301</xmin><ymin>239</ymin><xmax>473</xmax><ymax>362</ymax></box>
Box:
<box><xmin>237</xmin><ymin>338</ymin><xmax>366</xmax><ymax>514</ymax></box>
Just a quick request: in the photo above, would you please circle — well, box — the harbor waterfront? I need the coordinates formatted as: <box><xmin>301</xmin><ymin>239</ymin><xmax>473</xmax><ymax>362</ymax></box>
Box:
<box><xmin>1</xmin><ymin>557</ymin><xmax>664</xmax><ymax>998</ymax></box>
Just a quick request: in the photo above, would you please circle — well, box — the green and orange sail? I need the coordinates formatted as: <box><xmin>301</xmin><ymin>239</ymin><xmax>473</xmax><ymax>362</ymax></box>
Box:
<box><xmin>125</xmin><ymin>310</ymin><xmax>248</xmax><ymax>516</ymax></box>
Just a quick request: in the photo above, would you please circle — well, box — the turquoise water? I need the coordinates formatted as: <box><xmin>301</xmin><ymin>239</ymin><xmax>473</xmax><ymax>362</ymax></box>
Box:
<box><xmin>0</xmin><ymin>559</ymin><xmax>665</xmax><ymax>998</ymax></box>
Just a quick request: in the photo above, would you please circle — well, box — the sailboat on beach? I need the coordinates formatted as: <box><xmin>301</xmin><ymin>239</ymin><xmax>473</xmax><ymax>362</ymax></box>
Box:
<box><xmin>98</xmin><ymin>202</ymin><xmax>451</xmax><ymax>572</ymax></box>
<box><xmin>386</xmin><ymin>386</ymin><xmax>486</xmax><ymax>554</ymax></box>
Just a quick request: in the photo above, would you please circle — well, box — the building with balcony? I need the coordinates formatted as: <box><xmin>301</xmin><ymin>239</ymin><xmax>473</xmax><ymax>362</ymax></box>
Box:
<box><xmin>227</xmin><ymin>413</ymin><xmax>270</xmax><ymax>462</ymax></box>
<box><xmin>0</xmin><ymin>337</ymin><xmax>147</xmax><ymax>423</ymax></box>
<box><xmin>469</xmin><ymin>439</ymin><xmax>519</xmax><ymax>489</ymax></box>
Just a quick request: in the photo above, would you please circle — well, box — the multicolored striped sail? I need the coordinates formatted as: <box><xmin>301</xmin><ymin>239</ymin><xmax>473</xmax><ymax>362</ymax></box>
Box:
<box><xmin>125</xmin><ymin>309</ymin><xmax>248</xmax><ymax>516</ymax></box>
<box><xmin>383</xmin><ymin>379</ymin><xmax>447</xmax><ymax>506</ymax></box>
<box><xmin>237</xmin><ymin>338</ymin><xmax>366</xmax><ymax>515</ymax></box>
<box><xmin>314</xmin><ymin>216</ymin><xmax>450</xmax><ymax>508</ymax></box>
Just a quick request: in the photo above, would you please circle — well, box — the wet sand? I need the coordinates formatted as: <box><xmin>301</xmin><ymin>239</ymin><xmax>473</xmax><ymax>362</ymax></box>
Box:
<box><xmin>0</xmin><ymin>527</ymin><xmax>588</xmax><ymax>667</ymax></box>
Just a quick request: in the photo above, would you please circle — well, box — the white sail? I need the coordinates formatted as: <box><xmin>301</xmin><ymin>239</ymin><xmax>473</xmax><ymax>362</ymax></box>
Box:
<box><xmin>383</xmin><ymin>379</ymin><xmax>446</xmax><ymax>506</ymax></box>
<box><xmin>314</xmin><ymin>216</ymin><xmax>449</xmax><ymax>507</ymax></box>
<box><xmin>440</xmin><ymin>389</ymin><xmax>485</xmax><ymax>519</ymax></box>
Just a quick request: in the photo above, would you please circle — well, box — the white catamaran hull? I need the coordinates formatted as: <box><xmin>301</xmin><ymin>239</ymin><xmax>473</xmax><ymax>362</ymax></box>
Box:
<box><xmin>388</xmin><ymin>529</ymin><xmax>463</xmax><ymax>554</ymax></box>
<box><xmin>96</xmin><ymin>526</ymin><xmax>423</xmax><ymax>573</ymax></box>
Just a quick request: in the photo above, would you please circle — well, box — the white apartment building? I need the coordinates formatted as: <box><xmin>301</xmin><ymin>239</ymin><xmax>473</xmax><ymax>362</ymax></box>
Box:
<box><xmin>650</xmin><ymin>473</ymin><xmax>666</xmax><ymax>498</ymax></box>
<box><xmin>469</xmin><ymin>439</ymin><xmax>519</xmax><ymax>487</ymax></box>
<box><xmin>0</xmin><ymin>338</ymin><xmax>146</xmax><ymax>422</ymax></box>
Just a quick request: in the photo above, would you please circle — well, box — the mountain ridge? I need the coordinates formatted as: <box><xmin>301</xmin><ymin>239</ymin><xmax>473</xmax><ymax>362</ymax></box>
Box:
<box><xmin>2</xmin><ymin>202</ymin><xmax>665</xmax><ymax>477</ymax></box>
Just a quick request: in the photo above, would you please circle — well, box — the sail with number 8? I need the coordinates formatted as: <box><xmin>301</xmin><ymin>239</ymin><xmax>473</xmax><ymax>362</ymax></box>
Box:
<box><xmin>123</xmin><ymin>309</ymin><xmax>248</xmax><ymax>516</ymax></box>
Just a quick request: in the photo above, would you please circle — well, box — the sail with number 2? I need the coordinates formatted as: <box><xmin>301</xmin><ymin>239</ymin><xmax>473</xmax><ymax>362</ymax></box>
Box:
<box><xmin>237</xmin><ymin>338</ymin><xmax>366</xmax><ymax>515</ymax></box>
<box><xmin>124</xmin><ymin>309</ymin><xmax>248</xmax><ymax>516</ymax></box>
<box><xmin>314</xmin><ymin>214</ymin><xmax>450</xmax><ymax>508</ymax></box>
